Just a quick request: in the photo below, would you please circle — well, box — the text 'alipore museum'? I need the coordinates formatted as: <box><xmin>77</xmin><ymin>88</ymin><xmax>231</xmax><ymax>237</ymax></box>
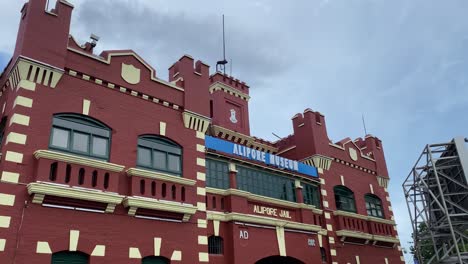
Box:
<box><xmin>0</xmin><ymin>1</ymin><xmax>405</xmax><ymax>263</ymax></box>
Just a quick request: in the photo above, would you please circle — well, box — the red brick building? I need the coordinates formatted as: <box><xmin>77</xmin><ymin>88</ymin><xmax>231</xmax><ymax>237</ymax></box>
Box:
<box><xmin>0</xmin><ymin>1</ymin><xmax>404</xmax><ymax>263</ymax></box>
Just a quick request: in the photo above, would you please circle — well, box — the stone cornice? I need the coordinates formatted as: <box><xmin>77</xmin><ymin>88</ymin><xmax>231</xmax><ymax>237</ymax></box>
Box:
<box><xmin>207</xmin><ymin>211</ymin><xmax>324</xmax><ymax>233</ymax></box>
<box><xmin>206</xmin><ymin>187</ymin><xmax>323</xmax><ymax>215</ymax></box>
<box><xmin>336</xmin><ymin>230</ymin><xmax>400</xmax><ymax>244</ymax></box>
<box><xmin>301</xmin><ymin>154</ymin><xmax>333</xmax><ymax>171</ymax></box>
<box><xmin>7</xmin><ymin>56</ymin><xmax>64</xmax><ymax>89</ymax></box>
<box><xmin>209</xmin><ymin>81</ymin><xmax>250</xmax><ymax>101</ymax></box>
<box><xmin>210</xmin><ymin>125</ymin><xmax>278</xmax><ymax>154</ymax></box>
<box><xmin>182</xmin><ymin>111</ymin><xmax>211</xmax><ymax>133</ymax></box>
<box><xmin>27</xmin><ymin>182</ymin><xmax>124</xmax><ymax>213</ymax></box>
<box><xmin>123</xmin><ymin>196</ymin><xmax>197</xmax><ymax>222</ymax></box>
<box><xmin>126</xmin><ymin>168</ymin><xmax>196</xmax><ymax>186</ymax></box>
<box><xmin>333</xmin><ymin>210</ymin><xmax>396</xmax><ymax>225</ymax></box>
<box><xmin>34</xmin><ymin>150</ymin><xmax>125</xmax><ymax>173</ymax></box>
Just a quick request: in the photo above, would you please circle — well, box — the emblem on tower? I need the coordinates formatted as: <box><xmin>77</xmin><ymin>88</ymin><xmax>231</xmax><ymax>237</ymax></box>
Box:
<box><xmin>230</xmin><ymin>109</ymin><xmax>238</xmax><ymax>124</ymax></box>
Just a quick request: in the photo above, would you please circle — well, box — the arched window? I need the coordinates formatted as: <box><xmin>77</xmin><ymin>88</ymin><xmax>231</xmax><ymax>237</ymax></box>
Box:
<box><xmin>365</xmin><ymin>194</ymin><xmax>384</xmax><ymax>218</ymax></box>
<box><xmin>137</xmin><ymin>135</ymin><xmax>182</xmax><ymax>176</ymax></box>
<box><xmin>141</xmin><ymin>256</ymin><xmax>170</xmax><ymax>264</ymax></box>
<box><xmin>51</xmin><ymin>251</ymin><xmax>89</xmax><ymax>264</ymax></box>
<box><xmin>49</xmin><ymin>114</ymin><xmax>111</xmax><ymax>160</ymax></box>
<box><xmin>334</xmin><ymin>186</ymin><xmax>356</xmax><ymax>213</ymax></box>
<box><xmin>208</xmin><ymin>236</ymin><xmax>224</xmax><ymax>255</ymax></box>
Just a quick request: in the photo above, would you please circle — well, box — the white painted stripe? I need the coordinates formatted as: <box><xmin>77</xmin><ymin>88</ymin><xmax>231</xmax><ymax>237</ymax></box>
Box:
<box><xmin>0</xmin><ymin>194</ymin><xmax>15</xmax><ymax>206</ymax></box>
<box><xmin>6</xmin><ymin>132</ymin><xmax>27</xmax><ymax>145</ymax></box>
<box><xmin>82</xmin><ymin>99</ymin><xmax>90</xmax><ymax>115</ymax></box>
<box><xmin>160</xmin><ymin>122</ymin><xmax>166</xmax><ymax>136</ymax></box>
<box><xmin>69</xmin><ymin>230</ymin><xmax>80</xmax><ymax>251</ymax></box>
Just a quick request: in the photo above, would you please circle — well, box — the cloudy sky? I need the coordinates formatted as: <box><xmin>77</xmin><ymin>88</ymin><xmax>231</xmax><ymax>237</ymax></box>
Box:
<box><xmin>2</xmin><ymin>0</ymin><xmax>468</xmax><ymax>262</ymax></box>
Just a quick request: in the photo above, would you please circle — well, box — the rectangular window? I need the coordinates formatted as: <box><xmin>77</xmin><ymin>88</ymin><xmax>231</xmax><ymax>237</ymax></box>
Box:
<box><xmin>153</xmin><ymin>150</ymin><xmax>166</xmax><ymax>170</ymax></box>
<box><xmin>206</xmin><ymin>159</ymin><xmax>229</xmax><ymax>189</ymax></box>
<box><xmin>51</xmin><ymin>128</ymin><xmax>70</xmax><ymax>149</ymax></box>
<box><xmin>92</xmin><ymin>136</ymin><xmax>108</xmax><ymax>156</ymax></box>
<box><xmin>236</xmin><ymin>166</ymin><xmax>296</xmax><ymax>202</ymax></box>
<box><xmin>303</xmin><ymin>183</ymin><xmax>321</xmax><ymax>208</ymax></box>
<box><xmin>137</xmin><ymin>147</ymin><xmax>152</xmax><ymax>167</ymax></box>
<box><xmin>72</xmin><ymin>132</ymin><xmax>89</xmax><ymax>153</ymax></box>
<box><xmin>168</xmin><ymin>154</ymin><xmax>181</xmax><ymax>173</ymax></box>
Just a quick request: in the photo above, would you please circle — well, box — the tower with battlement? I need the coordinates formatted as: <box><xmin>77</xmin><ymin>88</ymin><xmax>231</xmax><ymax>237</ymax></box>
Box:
<box><xmin>0</xmin><ymin>1</ymin><xmax>404</xmax><ymax>263</ymax></box>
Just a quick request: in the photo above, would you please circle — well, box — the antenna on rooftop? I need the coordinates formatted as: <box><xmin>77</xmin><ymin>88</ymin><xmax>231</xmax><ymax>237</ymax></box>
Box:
<box><xmin>216</xmin><ymin>15</ymin><xmax>228</xmax><ymax>74</ymax></box>
<box><xmin>272</xmin><ymin>132</ymin><xmax>282</xmax><ymax>140</ymax></box>
<box><xmin>362</xmin><ymin>114</ymin><xmax>368</xmax><ymax>136</ymax></box>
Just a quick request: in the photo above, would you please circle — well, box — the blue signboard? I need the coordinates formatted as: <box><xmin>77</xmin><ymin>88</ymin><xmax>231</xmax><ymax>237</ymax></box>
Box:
<box><xmin>205</xmin><ymin>136</ymin><xmax>318</xmax><ymax>177</ymax></box>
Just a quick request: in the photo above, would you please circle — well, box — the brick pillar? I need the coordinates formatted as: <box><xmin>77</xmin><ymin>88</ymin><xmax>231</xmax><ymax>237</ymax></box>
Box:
<box><xmin>295</xmin><ymin>179</ymin><xmax>304</xmax><ymax>204</ymax></box>
<box><xmin>228</xmin><ymin>163</ymin><xmax>237</xmax><ymax>189</ymax></box>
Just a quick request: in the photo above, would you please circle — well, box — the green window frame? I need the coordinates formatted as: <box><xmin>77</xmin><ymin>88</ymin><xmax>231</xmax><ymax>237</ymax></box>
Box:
<box><xmin>365</xmin><ymin>194</ymin><xmax>384</xmax><ymax>218</ymax></box>
<box><xmin>206</xmin><ymin>159</ymin><xmax>229</xmax><ymax>189</ymax></box>
<box><xmin>303</xmin><ymin>183</ymin><xmax>321</xmax><ymax>208</ymax></box>
<box><xmin>137</xmin><ymin>135</ymin><xmax>182</xmax><ymax>176</ymax></box>
<box><xmin>208</xmin><ymin>235</ymin><xmax>224</xmax><ymax>255</ymax></box>
<box><xmin>49</xmin><ymin>114</ymin><xmax>111</xmax><ymax>160</ymax></box>
<box><xmin>236</xmin><ymin>166</ymin><xmax>296</xmax><ymax>202</ymax></box>
<box><xmin>334</xmin><ymin>185</ymin><xmax>356</xmax><ymax>213</ymax></box>
<box><xmin>51</xmin><ymin>251</ymin><xmax>89</xmax><ymax>264</ymax></box>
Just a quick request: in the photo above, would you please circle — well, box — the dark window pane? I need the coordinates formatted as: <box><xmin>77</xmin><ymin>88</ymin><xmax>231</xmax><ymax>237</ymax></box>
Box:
<box><xmin>137</xmin><ymin>147</ymin><xmax>152</xmax><ymax>167</ymax></box>
<box><xmin>153</xmin><ymin>150</ymin><xmax>166</xmax><ymax>170</ymax></box>
<box><xmin>51</xmin><ymin>128</ymin><xmax>69</xmax><ymax>148</ymax></box>
<box><xmin>168</xmin><ymin>154</ymin><xmax>181</xmax><ymax>172</ymax></box>
<box><xmin>92</xmin><ymin>137</ymin><xmax>108</xmax><ymax>156</ymax></box>
<box><xmin>72</xmin><ymin>132</ymin><xmax>89</xmax><ymax>153</ymax></box>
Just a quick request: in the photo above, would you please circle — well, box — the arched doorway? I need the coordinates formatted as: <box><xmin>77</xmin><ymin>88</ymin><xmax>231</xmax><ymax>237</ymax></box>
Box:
<box><xmin>142</xmin><ymin>256</ymin><xmax>170</xmax><ymax>264</ymax></box>
<box><xmin>51</xmin><ymin>251</ymin><xmax>89</xmax><ymax>264</ymax></box>
<box><xmin>255</xmin><ymin>256</ymin><xmax>305</xmax><ymax>264</ymax></box>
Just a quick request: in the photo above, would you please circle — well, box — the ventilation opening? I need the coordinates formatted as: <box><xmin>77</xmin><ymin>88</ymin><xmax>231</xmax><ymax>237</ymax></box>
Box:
<box><xmin>210</xmin><ymin>100</ymin><xmax>213</xmax><ymax>118</ymax></box>
<box><xmin>171</xmin><ymin>185</ymin><xmax>176</xmax><ymax>200</ymax></box>
<box><xmin>103</xmin><ymin>173</ymin><xmax>109</xmax><ymax>189</ymax></box>
<box><xmin>181</xmin><ymin>187</ymin><xmax>186</xmax><ymax>202</ymax></box>
<box><xmin>151</xmin><ymin>181</ymin><xmax>156</xmax><ymax>196</ymax></box>
<box><xmin>92</xmin><ymin>170</ymin><xmax>98</xmax><ymax>187</ymax></box>
<box><xmin>49</xmin><ymin>162</ymin><xmax>58</xmax><ymax>181</ymax></box>
<box><xmin>78</xmin><ymin>168</ymin><xmax>85</xmax><ymax>185</ymax></box>
<box><xmin>162</xmin><ymin>183</ymin><xmax>166</xmax><ymax>198</ymax></box>
<box><xmin>65</xmin><ymin>164</ymin><xmax>71</xmax><ymax>183</ymax></box>
<box><xmin>140</xmin><ymin>179</ymin><xmax>145</xmax><ymax>195</ymax></box>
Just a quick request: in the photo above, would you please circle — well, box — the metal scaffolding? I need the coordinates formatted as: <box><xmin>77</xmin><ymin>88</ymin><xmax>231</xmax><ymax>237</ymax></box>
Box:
<box><xmin>403</xmin><ymin>137</ymin><xmax>468</xmax><ymax>264</ymax></box>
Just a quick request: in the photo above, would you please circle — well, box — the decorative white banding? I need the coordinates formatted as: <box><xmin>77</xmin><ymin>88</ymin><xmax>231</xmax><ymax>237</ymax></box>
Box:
<box><xmin>91</xmin><ymin>245</ymin><xmax>106</xmax><ymax>256</ymax></box>
<box><xmin>9</xmin><ymin>113</ymin><xmax>30</xmax><ymax>127</ymax></box>
<box><xmin>0</xmin><ymin>194</ymin><xmax>15</xmax><ymax>206</ymax></box>
<box><xmin>69</xmin><ymin>230</ymin><xmax>79</xmax><ymax>251</ymax></box>
<box><xmin>6</xmin><ymin>132</ymin><xmax>27</xmax><ymax>145</ymax></box>
<box><xmin>5</xmin><ymin>151</ymin><xmax>23</xmax><ymax>163</ymax></box>
<box><xmin>36</xmin><ymin>241</ymin><xmax>52</xmax><ymax>254</ymax></box>
<box><xmin>14</xmin><ymin>96</ymin><xmax>33</xmax><ymax>108</ymax></box>
<box><xmin>0</xmin><ymin>216</ymin><xmax>11</xmax><ymax>228</ymax></box>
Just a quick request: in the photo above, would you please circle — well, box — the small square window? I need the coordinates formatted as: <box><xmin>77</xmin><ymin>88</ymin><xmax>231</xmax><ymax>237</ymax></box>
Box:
<box><xmin>137</xmin><ymin>147</ymin><xmax>151</xmax><ymax>167</ymax></box>
<box><xmin>168</xmin><ymin>154</ymin><xmax>181</xmax><ymax>172</ymax></box>
<box><xmin>153</xmin><ymin>150</ymin><xmax>166</xmax><ymax>170</ymax></box>
<box><xmin>92</xmin><ymin>137</ymin><xmax>108</xmax><ymax>156</ymax></box>
<box><xmin>72</xmin><ymin>132</ymin><xmax>89</xmax><ymax>153</ymax></box>
<box><xmin>51</xmin><ymin>128</ymin><xmax>70</xmax><ymax>149</ymax></box>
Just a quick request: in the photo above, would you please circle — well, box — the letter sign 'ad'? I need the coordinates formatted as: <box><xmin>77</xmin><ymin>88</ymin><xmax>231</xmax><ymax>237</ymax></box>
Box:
<box><xmin>205</xmin><ymin>136</ymin><xmax>318</xmax><ymax>177</ymax></box>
